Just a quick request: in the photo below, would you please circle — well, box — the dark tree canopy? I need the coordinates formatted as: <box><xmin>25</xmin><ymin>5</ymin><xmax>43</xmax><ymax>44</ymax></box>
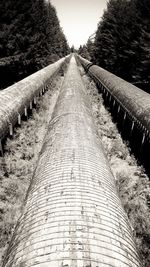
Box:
<box><xmin>81</xmin><ymin>0</ymin><xmax>150</xmax><ymax>92</ymax></box>
<box><xmin>78</xmin><ymin>45</ymin><xmax>91</xmax><ymax>60</ymax></box>
<box><xmin>0</xmin><ymin>0</ymin><xmax>70</xmax><ymax>89</ymax></box>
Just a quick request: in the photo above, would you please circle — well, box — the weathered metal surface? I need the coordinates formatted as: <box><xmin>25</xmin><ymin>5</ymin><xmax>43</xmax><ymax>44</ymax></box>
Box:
<box><xmin>78</xmin><ymin>55</ymin><xmax>150</xmax><ymax>137</ymax></box>
<box><xmin>3</xmin><ymin>56</ymin><xmax>141</xmax><ymax>267</ymax></box>
<box><xmin>0</xmin><ymin>56</ymin><xmax>68</xmax><ymax>140</ymax></box>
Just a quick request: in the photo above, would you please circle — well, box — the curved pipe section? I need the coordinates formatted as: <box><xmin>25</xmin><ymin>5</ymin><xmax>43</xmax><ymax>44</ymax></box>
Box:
<box><xmin>0</xmin><ymin>56</ymin><xmax>69</xmax><ymax>141</ymax></box>
<box><xmin>78</xmin><ymin>55</ymin><xmax>150</xmax><ymax>141</ymax></box>
<box><xmin>3</xmin><ymin>56</ymin><xmax>141</xmax><ymax>267</ymax></box>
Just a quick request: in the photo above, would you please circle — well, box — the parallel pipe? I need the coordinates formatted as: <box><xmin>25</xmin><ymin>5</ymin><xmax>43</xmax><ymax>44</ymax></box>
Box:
<box><xmin>0</xmin><ymin>56</ymin><xmax>69</xmax><ymax>141</ymax></box>
<box><xmin>3</xmin><ymin>56</ymin><xmax>141</xmax><ymax>267</ymax></box>
<box><xmin>77</xmin><ymin>55</ymin><xmax>150</xmax><ymax>140</ymax></box>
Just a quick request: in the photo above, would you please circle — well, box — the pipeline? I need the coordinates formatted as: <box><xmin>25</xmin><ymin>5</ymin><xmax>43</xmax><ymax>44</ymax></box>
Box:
<box><xmin>0</xmin><ymin>55</ymin><xmax>70</xmax><ymax>154</ymax></box>
<box><xmin>2</xmin><ymin>55</ymin><xmax>141</xmax><ymax>267</ymax></box>
<box><xmin>77</xmin><ymin>55</ymin><xmax>150</xmax><ymax>173</ymax></box>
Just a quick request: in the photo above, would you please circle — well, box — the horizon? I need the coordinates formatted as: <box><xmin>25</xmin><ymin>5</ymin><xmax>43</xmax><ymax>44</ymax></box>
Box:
<box><xmin>51</xmin><ymin>0</ymin><xmax>108</xmax><ymax>48</ymax></box>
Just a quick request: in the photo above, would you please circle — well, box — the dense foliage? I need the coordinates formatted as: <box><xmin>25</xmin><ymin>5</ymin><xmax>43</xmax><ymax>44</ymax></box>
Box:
<box><xmin>78</xmin><ymin>44</ymin><xmax>91</xmax><ymax>60</ymax></box>
<box><xmin>0</xmin><ymin>0</ymin><xmax>69</xmax><ymax>89</ymax></box>
<box><xmin>79</xmin><ymin>0</ymin><xmax>150</xmax><ymax>92</ymax></box>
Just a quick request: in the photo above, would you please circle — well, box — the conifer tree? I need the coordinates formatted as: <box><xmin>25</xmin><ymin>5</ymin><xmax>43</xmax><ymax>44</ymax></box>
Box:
<box><xmin>78</xmin><ymin>45</ymin><xmax>90</xmax><ymax>60</ymax></box>
<box><xmin>92</xmin><ymin>0</ymin><xmax>150</xmax><ymax>90</ymax></box>
<box><xmin>133</xmin><ymin>0</ymin><xmax>150</xmax><ymax>85</ymax></box>
<box><xmin>0</xmin><ymin>0</ymin><xmax>69</xmax><ymax>89</ymax></box>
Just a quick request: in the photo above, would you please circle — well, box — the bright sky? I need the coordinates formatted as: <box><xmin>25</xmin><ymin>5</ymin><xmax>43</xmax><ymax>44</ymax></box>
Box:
<box><xmin>50</xmin><ymin>0</ymin><xmax>108</xmax><ymax>48</ymax></box>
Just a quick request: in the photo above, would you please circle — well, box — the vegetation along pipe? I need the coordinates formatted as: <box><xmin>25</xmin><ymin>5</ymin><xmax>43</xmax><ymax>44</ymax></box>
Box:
<box><xmin>2</xmin><ymin>56</ymin><xmax>142</xmax><ymax>267</ymax></box>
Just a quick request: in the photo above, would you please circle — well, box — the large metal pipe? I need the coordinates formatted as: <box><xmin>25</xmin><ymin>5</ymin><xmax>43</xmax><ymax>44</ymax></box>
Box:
<box><xmin>0</xmin><ymin>56</ymin><xmax>69</xmax><ymax>141</ymax></box>
<box><xmin>77</xmin><ymin>55</ymin><xmax>150</xmax><ymax>173</ymax></box>
<box><xmin>3</xmin><ymin>56</ymin><xmax>141</xmax><ymax>267</ymax></box>
<box><xmin>77</xmin><ymin>55</ymin><xmax>150</xmax><ymax>140</ymax></box>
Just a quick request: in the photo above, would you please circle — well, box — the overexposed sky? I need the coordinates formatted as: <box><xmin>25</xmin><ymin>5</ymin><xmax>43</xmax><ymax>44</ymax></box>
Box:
<box><xmin>50</xmin><ymin>0</ymin><xmax>108</xmax><ymax>48</ymax></box>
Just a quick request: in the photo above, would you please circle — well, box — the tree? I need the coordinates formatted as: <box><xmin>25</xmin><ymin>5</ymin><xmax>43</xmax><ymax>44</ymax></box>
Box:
<box><xmin>133</xmin><ymin>0</ymin><xmax>150</xmax><ymax>84</ymax></box>
<box><xmin>78</xmin><ymin>45</ymin><xmax>90</xmax><ymax>60</ymax></box>
<box><xmin>92</xmin><ymin>0</ymin><xmax>150</xmax><ymax>90</ymax></box>
<box><xmin>0</xmin><ymin>0</ymin><xmax>69</xmax><ymax>89</ymax></box>
<box><xmin>86</xmin><ymin>39</ymin><xmax>95</xmax><ymax>61</ymax></box>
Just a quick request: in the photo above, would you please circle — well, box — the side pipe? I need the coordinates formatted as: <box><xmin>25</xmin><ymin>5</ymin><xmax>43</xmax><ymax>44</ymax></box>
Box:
<box><xmin>78</xmin><ymin>55</ymin><xmax>150</xmax><ymax>174</ymax></box>
<box><xmin>0</xmin><ymin>55</ymin><xmax>70</xmax><ymax>144</ymax></box>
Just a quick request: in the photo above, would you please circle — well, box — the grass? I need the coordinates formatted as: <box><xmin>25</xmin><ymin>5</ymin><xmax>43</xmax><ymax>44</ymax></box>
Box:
<box><xmin>82</xmin><ymin>71</ymin><xmax>150</xmax><ymax>267</ymax></box>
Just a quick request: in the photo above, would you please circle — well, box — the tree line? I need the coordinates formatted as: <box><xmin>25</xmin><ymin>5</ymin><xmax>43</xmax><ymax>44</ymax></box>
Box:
<box><xmin>78</xmin><ymin>0</ymin><xmax>150</xmax><ymax>92</ymax></box>
<box><xmin>0</xmin><ymin>0</ymin><xmax>70</xmax><ymax>89</ymax></box>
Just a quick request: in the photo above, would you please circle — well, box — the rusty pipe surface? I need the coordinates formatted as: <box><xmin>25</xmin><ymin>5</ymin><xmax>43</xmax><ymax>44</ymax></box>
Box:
<box><xmin>3</xmin><ymin>56</ymin><xmax>141</xmax><ymax>267</ymax></box>
<box><xmin>0</xmin><ymin>56</ymin><xmax>69</xmax><ymax>140</ymax></box>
